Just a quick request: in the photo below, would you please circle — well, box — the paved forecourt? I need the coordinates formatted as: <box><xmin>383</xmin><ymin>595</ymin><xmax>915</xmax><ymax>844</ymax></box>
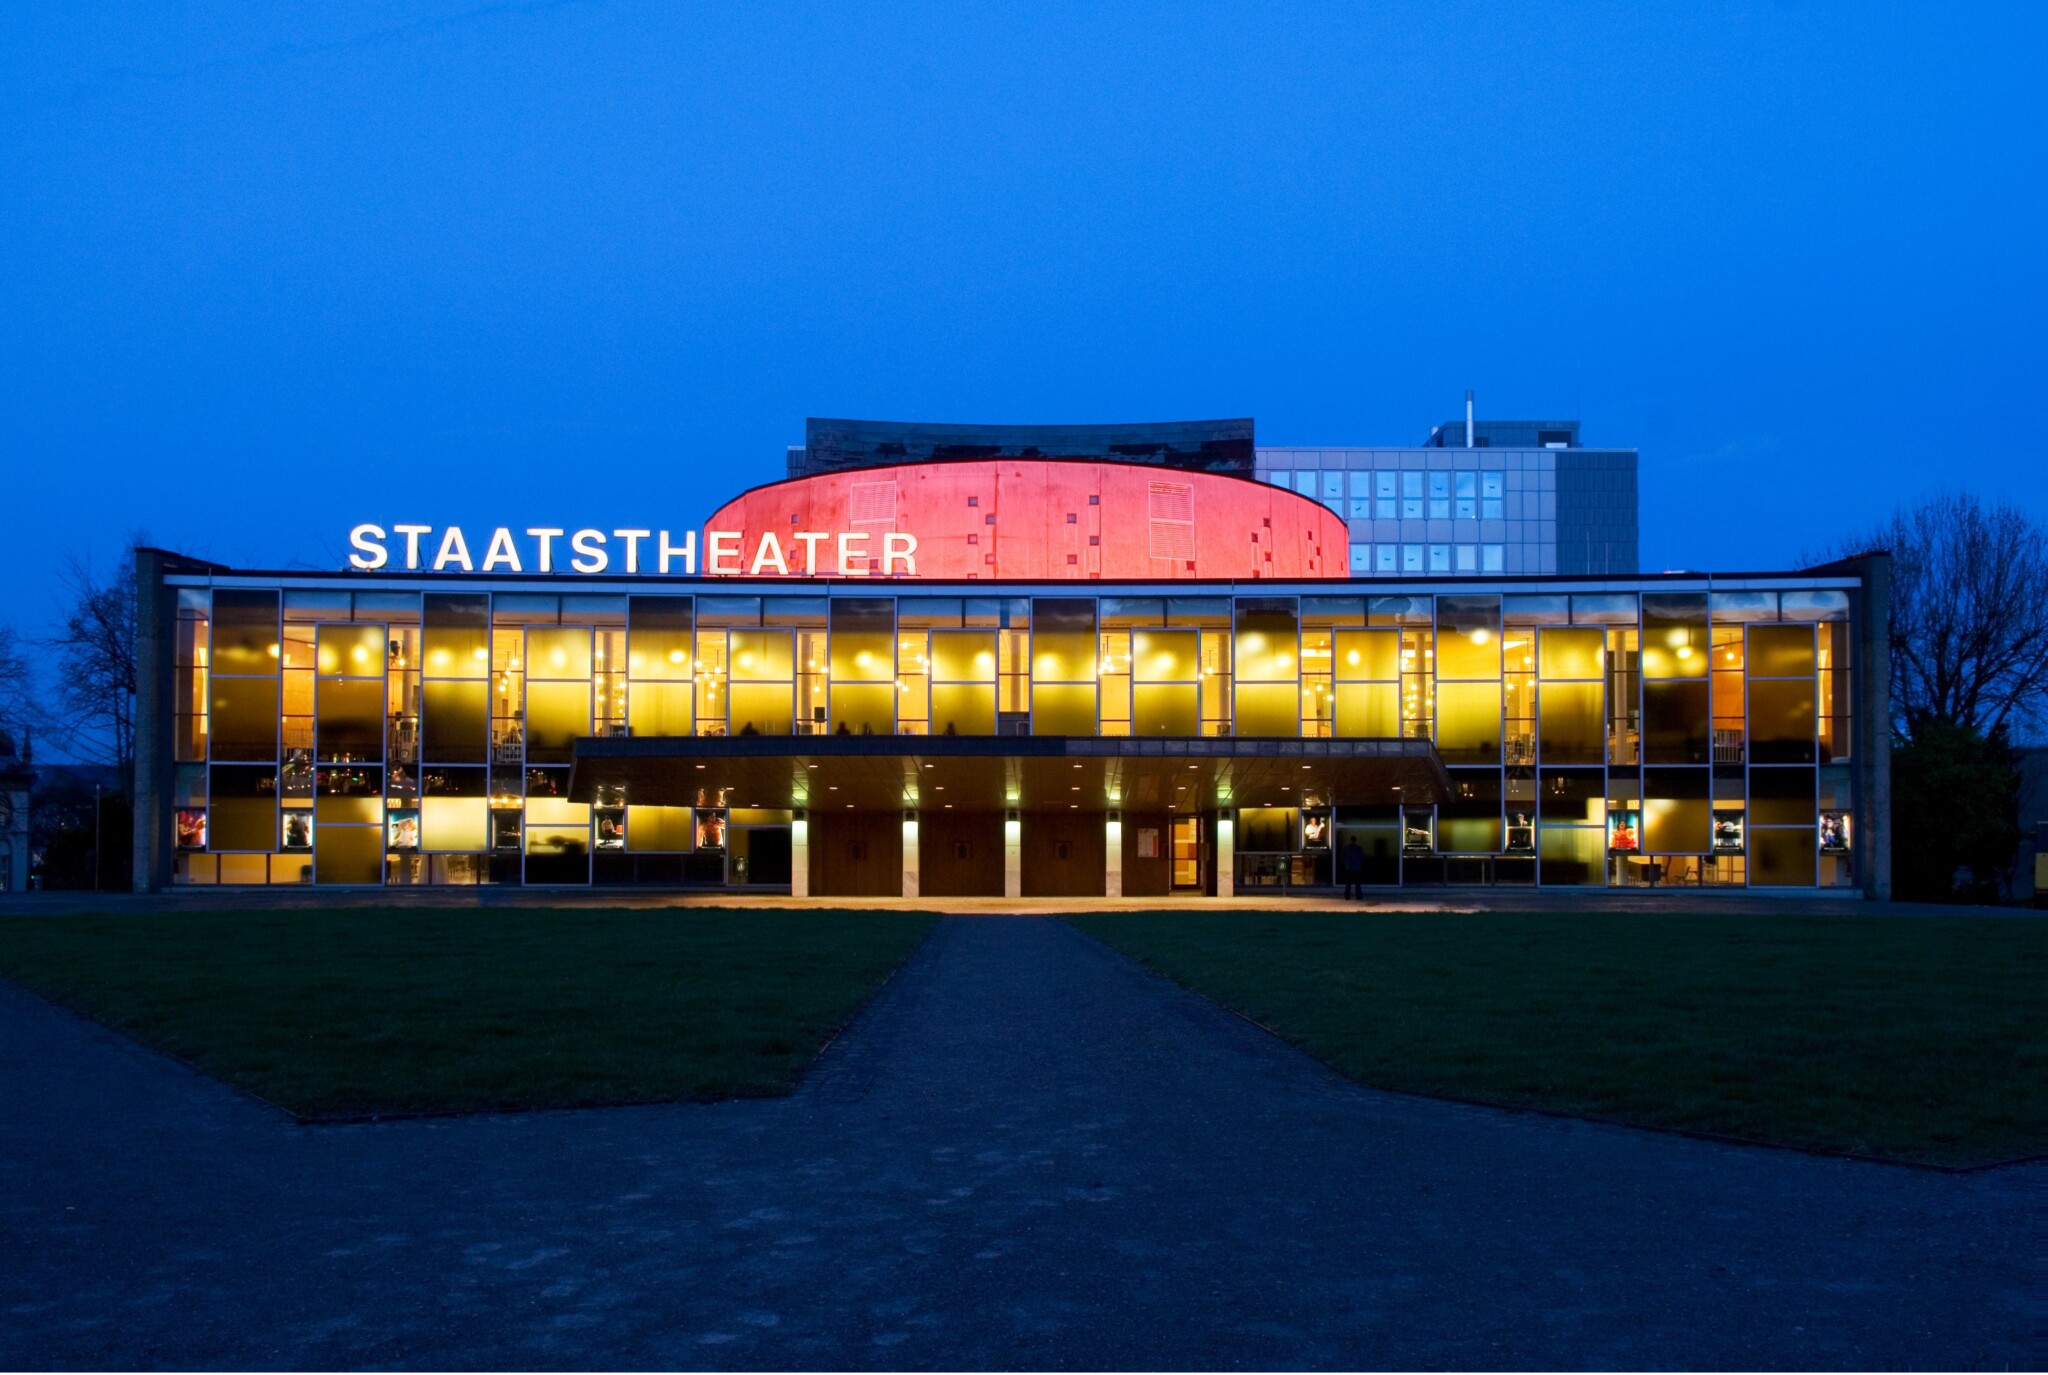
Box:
<box><xmin>0</xmin><ymin>916</ymin><xmax>2035</xmax><ymax>1368</ymax></box>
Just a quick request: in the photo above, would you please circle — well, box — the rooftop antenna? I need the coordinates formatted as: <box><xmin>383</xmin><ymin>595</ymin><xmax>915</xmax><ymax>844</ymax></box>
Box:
<box><xmin>1464</xmin><ymin>389</ymin><xmax>1474</xmax><ymax>449</ymax></box>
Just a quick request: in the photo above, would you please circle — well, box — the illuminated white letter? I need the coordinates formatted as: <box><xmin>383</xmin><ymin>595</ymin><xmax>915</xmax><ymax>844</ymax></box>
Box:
<box><xmin>393</xmin><ymin>524</ymin><xmax>432</xmax><ymax>570</ymax></box>
<box><xmin>707</xmin><ymin>530</ymin><xmax>742</xmax><ymax>575</ymax></box>
<box><xmin>433</xmin><ymin>526</ymin><xmax>474</xmax><ymax>572</ymax></box>
<box><xmin>348</xmin><ymin>524</ymin><xmax>388</xmax><ymax>571</ymax></box>
<box><xmin>527</xmin><ymin>527</ymin><xmax>564</xmax><ymax>573</ymax></box>
<box><xmin>657</xmin><ymin>530</ymin><xmax>696</xmax><ymax>575</ymax></box>
<box><xmin>570</xmin><ymin>529</ymin><xmax>609</xmax><ymax>574</ymax></box>
<box><xmin>750</xmin><ymin>531</ymin><xmax>790</xmax><ymax>576</ymax></box>
<box><xmin>613</xmin><ymin>529</ymin><xmax>651</xmax><ymax>574</ymax></box>
<box><xmin>482</xmin><ymin>527</ymin><xmax>523</xmax><ymax>572</ymax></box>
<box><xmin>793</xmin><ymin>531</ymin><xmax>829</xmax><ymax>575</ymax></box>
<box><xmin>837</xmin><ymin>531</ymin><xmax>870</xmax><ymax>576</ymax></box>
<box><xmin>882</xmin><ymin>532</ymin><xmax>918</xmax><ymax>576</ymax></box>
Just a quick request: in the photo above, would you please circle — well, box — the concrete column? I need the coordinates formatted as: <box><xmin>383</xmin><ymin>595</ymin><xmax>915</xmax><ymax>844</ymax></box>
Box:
<box><xmin>1856</xmin><ymin>553</ymin><xmax>1893</xmax><ymax>900</ymax></box>
<box><xmin>790</xmin><ymin>812</ymin><xmax>810</xmax><ymax>897</ymax></box>
<box><xmin>131</xmin><ymin>547</ymin><xmax>177</xmax><ymax>893</ymax></box>
<box><xmin>901</xmin><ymin>811</ymin><xmax>920</xmax><ymax>898</ymax></box>
<box><xmin>1104</xmin><ymin>811</ymin><xmax>1123</xmax><ymax>897</ymax></box>
<box><xmin>1003</xmin><ymin>810</ymin><xmax>1022</xmax><ymax>897</ymax></box>
<box><xmin>1216</xmin><ymin>808</ymin><xmax>1235</xmax><ymax>897</ymax></box>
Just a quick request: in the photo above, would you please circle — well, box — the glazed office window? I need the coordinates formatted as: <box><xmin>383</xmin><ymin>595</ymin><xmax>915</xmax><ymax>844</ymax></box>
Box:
<box><xmin>209</xmin><ymin>676</ymin><xmax>280</xmax><ymax>763</ymax></box>
<box><xmin>1750</xmin><ymin>766</ymin><xmax>1817</xmax><ymax>826</ymax></box>
<box><xmin>421</xmin><ymin>681</ymin><xmax>490</xmax><ymax>764</ymax></box>
<box><xmin>1232</xmin><ymin>599</ymin><xmax>1298</xmax><ymax>738</ymax></box>
<box><xmin>1198</xmin><ymin>630</ymin><xmax>1233</xmax><ymax>736</ymax></box>
<box><xmin>1454</xmin><ymin>471</ymin><xmax>1477</xmax><ymax>519</ymax></box>
<box><xmin>384</xmin><ymin>625</ymin><xmax>421</xmax><ymax>769</ymax></box>
<box><xmin>1502</xmin><ymin>629</ymin><xmax>1535</xmax><ymax>764</ymax></box>
<box><xmin>208</xmin><ymin>763</ymin><xmax>279</xmax><ymax>853</ymax></box>
<box><xmin>280</xmin><ymin>624</ymin><xmax>316</xmax><ymax>757</ymax></box>
<box><xmin>1605</xmin><ymin>626</ymin><xmax>1640</xmax><ymax>765</ymax></box>
<box><xmin>1642</xmin><ymin>680</ymin><xmax>1710</xmax><ymax>764</ymax></box>
<box><xmin>174</xmin><ymin>592</ymin><xmax>211</xmax><ymax>763</ymax></box>
<box><xmin>315</xmin><ymin>680</ymin><xmax>384</xmax><ymax>764</ymax></box>
<box><xmin>1710</xmin><ymin>627</ymin><xmax>1745</xmax><ymax>763</ymax></box>
<box><xmin>1029</xmin><ymin>599</ymin><xmax>1097</xmax><ymax>737</ymax></box>
<box><xmin>1747</xmin><ymin>623</ymin><xmax>1817</xmax><ymax>765</ymax></box>
<box><xmin>1538</xmin><ymin>823</ymin><xmax>1605</xmax><ymax>887</ymax></box>
<box><xmin>1482</xmin><ymin>544</ymin><xmax>1503</xmax><ymax>573</ymax></box>
<box><xmin>1539</xmin><ymin>768</ymin><xmax>1606</xmax><ymax>825</ymax></box>
<box><xmin>1097</xmin><ymin>631</ymin><xmax>1131</xmax><ymax>735</ymax></box>
<box><xmin>694</xmin><ymin>631</ymin><xmax>729</xmax><ymax>734</ymax></box>
<box><xmin>896</xmin><ymin>630</ymin><xmax>931</xmax><ymax>736</ymax></box>
<box><xmin>1375</xmin><ymin>471</ymin><xmax>1397</xmax><ymax>519</ymax></box>
<box><xmin>729</xmin><ymin>629</ymin><xmax>797</xmax><ymax>736</ymax></box>
<box><xmin>525</xmin><ymin>627</ymin><xmax>593</xmax><ymax>764</ymax></box>
<box><xmin>1481</xmin><ymin>472</ymin><xmax>1504</xmax><ymax>520</ymax></box>
<box><xmin>210</xmin><ymin>589</ymin><xmax>282</xmax><ymax>676</ymax></box>
<box><xmin>1296</xmin><ymin>472</ymin><xmax>1318</xmax><ymax>498</ymax></box>
<box><xmin>1538</xmin><ymin>683</ymin><xmax>1604</xmax><ymax>765</ymax></box>
<box><xmin>1435</xmin><ymin>682</ymin><xmax>1502</xmax><ymax>764</ymax></box>
<box><xmin>1750</xmin><ymin>826</ymin><xmax>1817</xmax><ymax>886</ymax></box>
<box><xmin>1435</xmin><ymin>597</ymin><xmax>1502</xmax><ymax>680</ymax></box>
<box><xmin>1320</xmin><ymin>472</ymin><xmax>1343</xmax><ymax>505</ymax></box>
<box><xmin>1429</xmin><ymin>472</ymin><xmax>1450</xmax><ymax>519</ymax></box>
<box><xmin>1439</xmin><ymin>769</ymin><xmax>1502</xmax><ymax>853</ymax></box>
<box><xmin>627</xmin><ymin>597</ymin><xmax>695</xmax><ymax>738</ymax></box>
<box><xmin>421</xmin><ymin>593</ymin><xmax>490</xmax><ymax>679</ymax></box>
<box><xmin>1333</xmin><ymin>629</ymin><xmax>1398</xmax><ymax>738</ymax></box>
<box><xmin>1642</xmin><ymin>767</ymin><xmax>1711</xmax><ymax>854</ymax></box>
<box><xmin>1428</xmin><ymin>545</ymin><xmax>1450</xmax><ymax>573</ymax></box>
<box><xmin>626</xmin><ymin>596</ymin><xmax>694</xmax><ymax>679</ymax></box>
<box><xmin>421</xmin><ymin>767</ymin><xmax>488</xmax><ymax>851</ymax></box>
<box><xmin>487</xmin><ymin>627</ymin><xmax>523</xmax><ymax>764</ymax></box>
<box><xmin>1376</xmin><ymin>545</ymin><xmax>1397</xmax><ymax>573</ymax></box>
<box><xmin>1298</xmin><ymin>629</ymin><xmax>1334</xmax><ymax>737</ymax></box>
<box><xmin>1401</xmin><ymin>472</ymin><xmax>1423</xmax><ymax>519</ymax></box>
<box><xmin>1398</xmin><ymin>628</ymin><xmax>1434</xmax><ymax>740</ymax></box>
<box><xmin>1131</xmin><ymin>629</ymin><xmax>1199</xmax><ymax>736</ymax></box>
<box><xmin>1817</xmin><ymin>622</ymin><xmax>1852</xmax><ymax>762</ymax></box>
<box><xmin>1640</xmin><ymin>593</ymin><xmax>1709</xmax><ymax>679</ymax></box>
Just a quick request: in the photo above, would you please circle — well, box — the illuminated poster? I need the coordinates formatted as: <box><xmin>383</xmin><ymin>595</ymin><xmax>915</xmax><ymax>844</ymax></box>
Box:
<box><xmin>1136</xmin><ymin>828</ymin><xmax>1160</xmax><ymax>859</ymax></box>
<box><xmin>1712</xmin><ymin>810</ymin><xmax>1745</xmax><ymax>854</ymax></box>
<box><xmin>175</xmin><ymin>809</ymin><xmax>206</xmax><ymax>850</ymax></box>
<box><xmin>1302</xmin><ymin>812</ymin><xmax>1330</xmax><ymax>850</ymax></box>
<box><xmin>386</xmin><ymin>809</ymin><xmax>419</xmax><ymax>851</ymax></box>
<box><xmin>281</xmin><ymin>810</ymin><xmax>312</xmax><ymax>850</ymax></box>
<box><xmin>1819</xmin><ymin>811</ymin><xmax>1849</xmax><ymax>852</ymax></box>
<box><xmin>596</xmin><ymin>809</ymin><xmax>625</xmax><ymax>851</ymax></box>
<box><xmin>696</xmin><ymin>810</ymin><xmax>727</xmax><ymax>850</ymax></box>
<box><xmin>1607</xmin><ymin>809</ymin><xmax>1641</xmax><ymax>853</ymax></box>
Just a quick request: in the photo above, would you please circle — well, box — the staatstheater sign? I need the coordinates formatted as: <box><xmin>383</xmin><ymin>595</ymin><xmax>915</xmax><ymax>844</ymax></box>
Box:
<box><xmin>345</xmin><ymin>524</ymin><xmax>919</xmax><ymax>577</ymax></box>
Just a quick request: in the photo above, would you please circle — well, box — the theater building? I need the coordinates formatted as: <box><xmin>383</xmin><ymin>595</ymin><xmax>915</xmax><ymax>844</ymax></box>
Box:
<box><xmin>131</xmin><ymin>434</ymin><xmax>1891</xmax><ymax>898</ymax></box>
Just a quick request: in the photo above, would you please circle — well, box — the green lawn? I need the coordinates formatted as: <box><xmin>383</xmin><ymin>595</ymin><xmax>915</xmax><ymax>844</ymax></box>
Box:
<box><xmin>0</xmin><ymin>907</ymin><xmax>934</xmax><ymax>1120</ymax></box>
<box><xmin>1075</xmin><ymin>910</ymin><xmax>2047</xmax><ymax>1168</ymax></box>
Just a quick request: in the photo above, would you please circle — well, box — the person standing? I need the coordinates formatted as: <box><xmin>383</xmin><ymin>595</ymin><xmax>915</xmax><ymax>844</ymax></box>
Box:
<box><xmin>1340</xmin><ymin>835</ymin><xmax>1367</xmax><ymax>900</ymax></box>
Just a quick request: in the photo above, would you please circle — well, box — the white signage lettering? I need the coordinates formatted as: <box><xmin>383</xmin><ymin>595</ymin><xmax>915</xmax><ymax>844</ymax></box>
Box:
<box><xmin>341</xmin><ymin>525</ymin><xmax>916</xmax><ymax>578</ymax></box>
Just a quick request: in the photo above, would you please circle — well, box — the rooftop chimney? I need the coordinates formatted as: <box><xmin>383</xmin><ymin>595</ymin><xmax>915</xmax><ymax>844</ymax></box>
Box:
<box><xmin>1464</xmin><ymin>390</ymin><xmax>1474</xmax><ymax>449</ymax></box>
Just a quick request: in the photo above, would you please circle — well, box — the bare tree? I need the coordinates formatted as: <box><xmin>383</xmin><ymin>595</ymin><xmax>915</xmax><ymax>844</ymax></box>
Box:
<box><xmin>42</xmin><ymin>544</ymin><xmax>142</xmax><ymax>780</ymax></box>
<box><xmin>1826</xmin><ymin>493</ymin><xmax>2048</xmax><ymax>742</ymax></box>
<box><xmin>0</xmin><ymin>624</ymin><xmax>35</xmax><ymax>746</ymax></box>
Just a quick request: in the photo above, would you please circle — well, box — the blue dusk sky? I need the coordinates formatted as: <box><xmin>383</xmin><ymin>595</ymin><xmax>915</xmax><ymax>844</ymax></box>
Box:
<box><xmin>1</xmin><ymin>2</ymin><xmax>2041</xmax><ymax>635</ymax></box>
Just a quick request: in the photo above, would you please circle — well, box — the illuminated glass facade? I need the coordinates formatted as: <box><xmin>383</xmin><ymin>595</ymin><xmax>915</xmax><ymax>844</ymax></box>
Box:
<box><xmin>139</xmin><ymin>561</ymin><xmax>1884</xmax><ymax>897</ymax></box>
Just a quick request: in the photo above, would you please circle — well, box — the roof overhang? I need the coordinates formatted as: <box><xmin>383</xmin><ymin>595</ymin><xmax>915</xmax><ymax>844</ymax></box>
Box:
<box><xmin>568</xmin><ymin>734</ymin><xmax>1451</xmax><ymax>814</ymax></box>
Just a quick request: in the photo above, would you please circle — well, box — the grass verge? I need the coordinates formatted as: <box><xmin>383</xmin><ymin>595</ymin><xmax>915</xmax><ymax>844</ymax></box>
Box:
<box><xmin>0</xmin><ymin>907</ymin><xmax>934</xmax><ymax>1120</ymax></box>
<box><xmin>1074</xmin><ymin>909</ymin><xmax>2046</xmax><ymax>1168</ymax></box>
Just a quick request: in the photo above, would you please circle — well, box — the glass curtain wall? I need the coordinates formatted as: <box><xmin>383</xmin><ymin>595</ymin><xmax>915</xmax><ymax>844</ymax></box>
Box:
<box><xmin>173</xmin><ymin>583</ymin><xmax>1854</xmax><ymax>889</ymax></box>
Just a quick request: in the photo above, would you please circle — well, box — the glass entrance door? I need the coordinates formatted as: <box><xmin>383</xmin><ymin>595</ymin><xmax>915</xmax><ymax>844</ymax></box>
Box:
<box><xmin>1171</xmin><ymin>817</ymin><xmax>1203</xmax><ymax>891</ymax></box>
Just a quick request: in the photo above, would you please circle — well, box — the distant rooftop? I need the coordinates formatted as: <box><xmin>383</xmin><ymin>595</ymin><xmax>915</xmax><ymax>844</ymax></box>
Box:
<box><xmin>789</xmin><ymin>417</ymin><xmax>1256</xmax><ymax>479</ymax></box>
<box><xmin>1424</xmin><ymin>419</ymin><xmax>1584</xmax><ymax>449</ymax></box>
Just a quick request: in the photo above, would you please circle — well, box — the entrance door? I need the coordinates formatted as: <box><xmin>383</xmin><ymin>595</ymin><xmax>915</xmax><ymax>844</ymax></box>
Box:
<box><xmin>1170</xmin><ymin>817</ymin><xmax>1203</xmax><ymax>891</ymax></box>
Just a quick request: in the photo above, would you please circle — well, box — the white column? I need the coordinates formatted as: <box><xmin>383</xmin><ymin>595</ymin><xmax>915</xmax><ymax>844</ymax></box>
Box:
<box><xmin>1216</xmin><ymin>809</ymin><xmax>1235</xmax><ymax>898</ymax></box>
<box><xmin>901</xmin><ymin>812</ymin><xmax>920</xmax><ymax>898</ymax></box>
<box><xmin>1105</xmin><ymin>811</ymin><xmax>1123</xmax><ymax>897</ymax></box>
<box><xmin>1004</xmin><ymin>810</ymin><xmax>1022</xmax><ymax>897</ymax></box>
<box><xmin>790</xmin><ymin>813</ymin><xmax>809</xmax><ymax>897</ymax></box>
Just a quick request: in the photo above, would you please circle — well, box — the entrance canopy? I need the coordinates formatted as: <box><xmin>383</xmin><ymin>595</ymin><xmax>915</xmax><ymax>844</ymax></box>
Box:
<box><xmin>569</xmin><ymin>735</ymin><xmax>1452</xmax><ymax>814</ymax></box>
